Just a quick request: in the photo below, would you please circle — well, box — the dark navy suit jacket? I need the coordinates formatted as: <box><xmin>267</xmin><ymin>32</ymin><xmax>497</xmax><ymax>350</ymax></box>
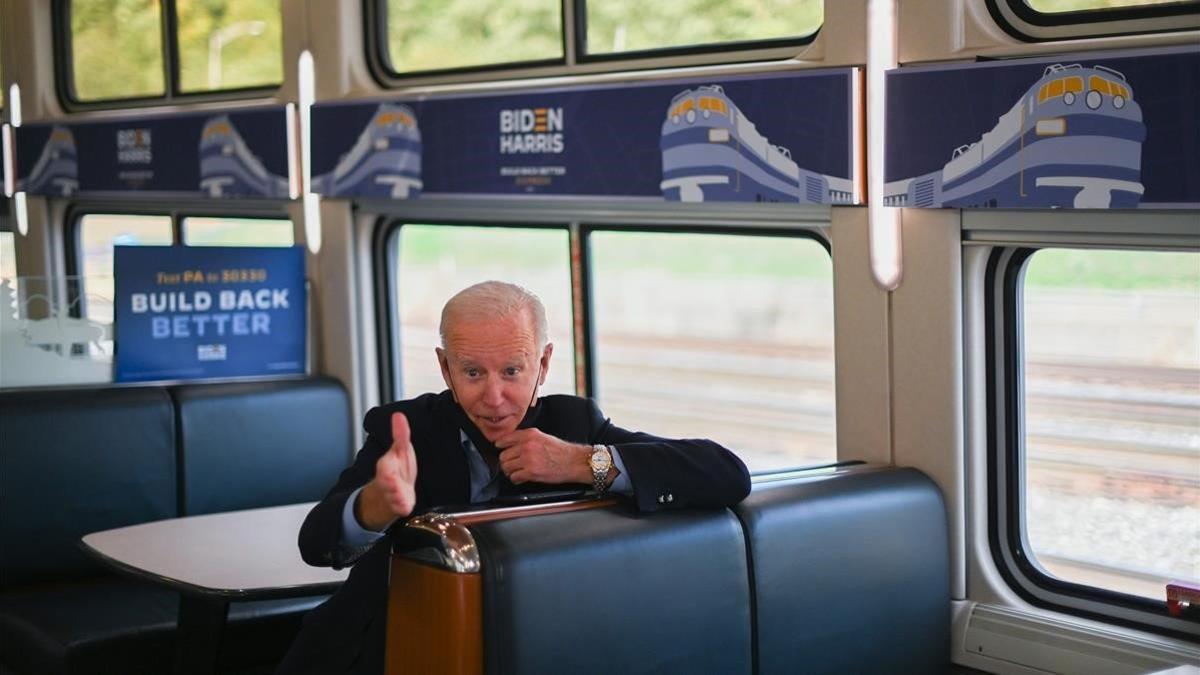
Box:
<box><xmin>278</xmin><ymin>391</ymin><xmax>750</xmax><ymax>674</ymax></box>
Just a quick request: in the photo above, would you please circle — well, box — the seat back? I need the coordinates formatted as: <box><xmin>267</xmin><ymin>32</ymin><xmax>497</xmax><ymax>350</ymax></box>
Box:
<box><xmin>0</xmin><ymin>387</ymin><xmax>177</xmax><ymax>585</ymax></box>
<box><xmin>472</xmin><ymin>506</ymin><xmax>753</xmax><ymax>675</ymax></box>
<box><xmin>172</xmin><ymin>377</ymin><xmax>351</xmax><ymax>515</ymax></box>
<box><xmin>733</xmin><ymin>467</ymin><xmax>950</xmax><ymax>674</ymax></box>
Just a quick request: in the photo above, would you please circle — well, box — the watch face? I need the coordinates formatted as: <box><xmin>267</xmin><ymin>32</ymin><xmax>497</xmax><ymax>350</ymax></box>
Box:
<box><xmin>590</xmin><ymin>448</ymin><xmax>612</xmax><ymax>472</ymax></box>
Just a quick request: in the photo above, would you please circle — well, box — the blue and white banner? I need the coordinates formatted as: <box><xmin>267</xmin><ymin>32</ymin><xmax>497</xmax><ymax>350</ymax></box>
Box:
<box><xmin>113</xmin><ymin>246</ymin><xmax>306</xmax><ymax>383</ymax></box>
<box><xmin>885</xmin><ymin>45</ymin><xmax>1199</xmax><ymax>209</ymax></box>
<box><xmin>311</xmin><ymin>68</ymin><xmax>859</xmax><ymax>205</ymax></box>
<box><xmin>15</xmin><ymin>106</ymin><xmax>291</xmax><ymax>199</ymax></box>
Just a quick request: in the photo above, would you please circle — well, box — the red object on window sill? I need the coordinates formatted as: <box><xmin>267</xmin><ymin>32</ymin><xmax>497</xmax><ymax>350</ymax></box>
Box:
<box><xmin>1165</xmin><ymin>581</ymin><xmax>1200</xmax><ymax>617</ymax></box>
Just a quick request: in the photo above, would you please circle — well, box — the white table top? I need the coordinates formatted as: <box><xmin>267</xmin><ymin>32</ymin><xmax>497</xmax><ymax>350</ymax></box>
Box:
<box><xmin>81</xmin><ymin>502</ymin><xmax>348</xmax><ymax>598</ymax></box>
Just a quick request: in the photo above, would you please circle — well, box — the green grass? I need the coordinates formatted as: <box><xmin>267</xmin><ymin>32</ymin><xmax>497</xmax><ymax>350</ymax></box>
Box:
<box><xmin>1025</xmin><ymin>249</ymin><xmax>1200</xmax><ymax>291</ymax></box>
<box><xmin>399</xmin><ymin>225</ymin><xmax>832</xmax><ymax>280</ymax></box>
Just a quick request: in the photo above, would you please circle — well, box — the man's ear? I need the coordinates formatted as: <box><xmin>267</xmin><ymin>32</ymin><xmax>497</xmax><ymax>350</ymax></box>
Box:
<box><xmin>538</xmin><ymin>343</ymin><xmax>553</xmax><ymax>386</ymax></box>
<box><xmin>436</xmin><ymin>347</ymin><xmax>455</xmax><ymax>399</ymax></box>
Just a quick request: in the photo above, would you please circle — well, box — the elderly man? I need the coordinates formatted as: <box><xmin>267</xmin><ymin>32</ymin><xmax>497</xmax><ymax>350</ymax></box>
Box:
<box><xmin>279</xmin><ymin>281</ymin><xmax>750</xmax><ymax>674</ymax></box>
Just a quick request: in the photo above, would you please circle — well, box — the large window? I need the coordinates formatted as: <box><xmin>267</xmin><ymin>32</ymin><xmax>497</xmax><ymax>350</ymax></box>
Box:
<box><xmin>383</xmin><ymin>223</ymin><xmax>835</xmax><ymax>474</ymax></box>
<box><xmin>589</xmin><ymin>229</ymin><xmax>835</xmax><ymax>472</ymax></box>
<box><xmin>1021</xmin><ymin>249</ymin><xmax>1199</xmax><ymax>601</ymax></box>
<box><xmin>990</xmin><ymin>244</ymin><xmax>1199</xmax><ymax>634</ymax></box>
<box><xmin>389</xmin><ymin>224</ymin><xmax>575</xmax><ymax>399</ymax></box>
<box><xmin>1024</xmin><ymin>0</ymin><xmax>1197</xmax><ymax>13</ymax></box>
<box><xmin>373</xmin><ymin>0</ymin><xmax>822</xmax><ymax>80</ymax></box>
<box><xmin>988</xmin><ymin>0</ymin><xmax>1200</xmax><ymax>39</ymax></box>
<box><xmin>62</xmin><ymin>0</ymin><xmax>282</xmax><ymax>104</ymax></box>
<box><xmin>383</xmin><ymin>0</ymin><xmax>563</xmax><ymax>74</ymax></box>
<box><xmin>584</xmin><ymin>0</ymin><xmax>823</xmax><ymax>56</ymax></box>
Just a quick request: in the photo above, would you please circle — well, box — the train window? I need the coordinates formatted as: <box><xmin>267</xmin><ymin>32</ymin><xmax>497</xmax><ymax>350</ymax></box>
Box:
<box><xmin>588</xmin><ymin>229</ymin><xmax>835</xmax><ymax>472</ymax></box>
<box><xmin>77</xmin><ymin>213</ymin><xmax>172</xmax><ymax>323</ymax></box>
<box><xmin>68</xmin><ymin>0</ymin><xmax>166</xmax><ymax>101</ymax></box>
<box><xmin>988</xmin><ymin>0</ymin><xmax>1200</xmax><ymax>39</ymax></box>
<box><xmin>1003</xmin><ymin>246</ymin><xmax>1200</xmax><ymax>610</ymax></box>
<box><xmin>381</xmin><ymin>0</ymin><xmax>563</xmax><ymax>76</ymax></box>
<box><xmin>61</xmin><ymin>0</ymin><xmax>282</xmax><ymax>104</ymax></box>
<box><xmin>389</xmin><ymin>223</ymin><xmax>575</xmax><ymax>400</ymax></box>
<box><xmin>1024</xmin><ymin>0</ymin><xmax>1197</xmax><ymax>13</ymax></box>
<box><xmin>176</xmin><ymin>0</ymin><xmax>283</xmax><ymax>93</ymax></box>
<box><xmin>583</xmin><ymin>0</ymin><xmax>822</xmax><ymax>56</ymax></box>
<box><xmin>1020</xmin><ymin>248</ymin><xmax>1199</xmax><ymax>601</ymax></box>
<box><xmin>182</xmin><ymin>216</ymin><xmax>294</xmax><ymax>247</ymax></box>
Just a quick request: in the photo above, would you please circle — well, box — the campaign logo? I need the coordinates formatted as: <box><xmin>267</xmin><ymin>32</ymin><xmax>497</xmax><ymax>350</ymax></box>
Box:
<box><xmin>499</xmin><ymin>107</ymin><xmax>564</xmax><ymax>154</ymax></box>
<box><xmin>117</xmin><ymin>128</ymin><xmax>153</xmax><ymax>165</ymax></box>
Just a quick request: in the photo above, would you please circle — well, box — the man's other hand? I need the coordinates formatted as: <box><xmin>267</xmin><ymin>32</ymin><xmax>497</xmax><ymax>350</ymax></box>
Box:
<box><xmin>356</xmin><ymin>413</ymin><xmax>418</xmax><ymax>531</ymax></box>
<box><xmin>495</xmin><ymin>428</ymin><xmax>592</xmax><ymax>485</ymax></box>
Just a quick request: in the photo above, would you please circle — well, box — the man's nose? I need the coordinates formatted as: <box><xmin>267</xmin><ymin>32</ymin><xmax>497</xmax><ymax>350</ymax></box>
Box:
<box><xmin>482</xmin><ymin>376</ymin><xmax>506</xmax><ymax>406</ymax></box>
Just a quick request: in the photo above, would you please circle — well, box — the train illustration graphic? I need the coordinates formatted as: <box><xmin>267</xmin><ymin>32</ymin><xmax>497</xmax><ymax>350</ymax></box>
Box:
<box><xmin>17</xmin><ymin>126</ymin><xmax>79</xmax><ymax>197</ymax></box>
<box><xmin>659</xmin><ymin>85</ymin><xmax>853</xmax><ymax>205</ymax></box>
<box><xmin>310</xmin><ymin>103</ymin><xmax>423</xmax><ymax>199</ymax></box>
<box><xmin>885</xmin><ymin>64</ymin><xmax>1145</xmax><ymax>209</ymax></box>
<box><xmin>198</xmin><ymin>115</ymin><xmax>290</xmax><ymax>198</ymax></box>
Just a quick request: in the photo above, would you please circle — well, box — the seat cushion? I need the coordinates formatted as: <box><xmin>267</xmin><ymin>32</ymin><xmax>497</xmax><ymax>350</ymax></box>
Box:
<box><xmin>0</xmin><ymin>576</ymin><xmax>326</xmax><ymax>675</ymax></box>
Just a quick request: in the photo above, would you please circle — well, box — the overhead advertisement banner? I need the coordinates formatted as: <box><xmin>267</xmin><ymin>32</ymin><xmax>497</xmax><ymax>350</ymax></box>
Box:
<box><xmin>310</xmin><ymin>68</ymin><xmax>859</xmax><ymax>205</ymax></box>
<box><xmin>14</xmin><ymin>106</ymin><xmax>291</xmax><ymax>199</ymax></box>
<box><xmin>885</xmin><ymin>45</ymin><xmax>1199</xmax><ymax>209</ymax></box>
<box><xmin>113</xmin><ymin>246</ymin><xmax>306</xmax><ymax>383</ymax></box>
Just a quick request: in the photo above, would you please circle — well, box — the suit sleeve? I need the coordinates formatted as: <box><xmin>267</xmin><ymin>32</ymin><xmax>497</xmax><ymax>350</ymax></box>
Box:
<box><xmin>587</xmin><ymin>400</ymin><xmax>751</xmax><ymax>512</ymax></box>
<box><xmin>298</xmin><ymin>406</ymin><xmax>393</xmax><ymax>569</ymax></box>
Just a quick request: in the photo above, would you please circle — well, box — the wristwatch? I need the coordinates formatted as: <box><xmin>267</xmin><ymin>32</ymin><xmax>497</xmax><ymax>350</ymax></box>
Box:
<box><xmin>589</xmin><ymin>444</ymin><xmax>613</xmax><ymax>494</ymax></box>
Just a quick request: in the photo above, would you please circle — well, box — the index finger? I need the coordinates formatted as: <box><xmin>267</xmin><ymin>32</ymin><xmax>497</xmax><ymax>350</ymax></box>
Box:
<box><xmin>390</xmin><ymin>412</ymin><xmax>411</xmax><ymax>454</ymax></box>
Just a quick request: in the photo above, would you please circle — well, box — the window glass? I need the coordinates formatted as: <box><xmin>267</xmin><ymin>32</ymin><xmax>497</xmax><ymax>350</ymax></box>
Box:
<box><xmin>394</xmin><ymin>224</ymin><xmax>574</xmax><ymax>399</ymax></box>
<box><xmin>585</xmin><ymin>0</ymin><xmax>823</xmax><ymax>55</ymax></box>
<box><xmin>590</xmin><ymin>231</ymin><xmax>835</xmax><ymax>472</ymax></box>
<box><xmin>177</xmin><ymin>0</ymin><xmax>283</xmax><ymax>93</ymax></box>
<box><xmin>1023</xmin><ymin>0</ymin><xmax>1197</xmax><ymax>12</ymax></box>
<box><xmin>70</xmin><ymin>0</ymin><xmax>165</xmax><ymax>101</ymax></box>
<box><xmin>182</xmin><ymin>217</ymin><xmax>293</xmax><ymax>246</ymax></box>
<box><xmin>384</xmin><ymin>0</ymin><xmax>562</xmax><ymax>74</ymax></box>
<box><xmin>0</xmin><ymin>231</ymin><xmax>15</xmax><ymax>282</ymax></box>
<box><xmin>1022</xmin><ymin>248</ymin><xmax>1200</xmax><ymax>600</ymax></box>
<box><xmin>79</xmin><ymin>213</ymin><xmax>173</xmax><ymax>323</ymax></box>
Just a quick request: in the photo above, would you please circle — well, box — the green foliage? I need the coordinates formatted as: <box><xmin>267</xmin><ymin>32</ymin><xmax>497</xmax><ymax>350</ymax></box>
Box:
<box><xmin>586</xmin><ymin>0</ymin><xmax>822</xmax><ymax>54</ymax></box>
<box><xmin>71</xmin><ymin>0</ymin><xmax>165</xmax><ymax>100</ymax></box>
<box><xmin>400</xmin><ymin>225</ymin><xmax>568</xmax><ymax>269</ymax></box>
<box><xmin>177</xmin><ymin>0</ymin><xmax>282</xmax><ymax>92</ymax></box>
<box><xmin>1025</xmin><ymin>249</ymin><xmax>1200</xmax><ymax>290</ymax></box>
<box><xmin>69</xmin><ymin>0</ymin><xmax>280</xmax><ymax>100</ymax></box>
<box><xmin>385</xmin><ymin>0</ymin><xmax>562</xmax><ymax>73</ymax></box>
<box><xmin>591</xmin><ymin>231</ymin><xmax>830</xmax><ymax>279</ymax></box>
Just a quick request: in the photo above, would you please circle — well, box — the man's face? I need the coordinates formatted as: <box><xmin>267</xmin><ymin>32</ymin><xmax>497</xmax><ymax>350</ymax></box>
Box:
<box><xmin>437</xmin><ymin>310</ymin><xmax>552</xmax><ymax>442</ymax></box>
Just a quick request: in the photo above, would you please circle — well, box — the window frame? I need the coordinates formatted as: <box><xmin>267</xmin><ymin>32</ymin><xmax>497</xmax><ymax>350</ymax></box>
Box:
<box><xmin>985</xmin><ymin>244</ymin><xmax>1200</xmax><ymax>640</ymax></box>
<box><xmin>363</xmin><ymin>0</ymin><xmax>822</xmax><ymax>87</ymax></box>
<box><xmin>984</xmin><ymin>0</ymin><xmax>1200</xmax><ymax>41</ymax></box>
<box><xmin>53</xmin><ymin>0</ymin><xmax>282</xmax><ymax>110</ymax></box>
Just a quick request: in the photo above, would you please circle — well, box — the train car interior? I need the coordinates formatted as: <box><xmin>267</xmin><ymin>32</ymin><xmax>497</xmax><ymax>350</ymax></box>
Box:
<box><xmin>0</xmin><ymin>1</ymin><xmax>1196</xmax><ymax>673</ymax></box>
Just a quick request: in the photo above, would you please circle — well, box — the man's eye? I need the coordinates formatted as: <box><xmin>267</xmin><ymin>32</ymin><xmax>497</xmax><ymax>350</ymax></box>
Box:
<box><xmin>465</xmin><ymin>369</ymin><xmax>480</xmax><ymax>378</ymax></box>
<box><xmin>504</xmin><ymin>367</ymin><xmax>521</xmax><ymax>377</ymax></box>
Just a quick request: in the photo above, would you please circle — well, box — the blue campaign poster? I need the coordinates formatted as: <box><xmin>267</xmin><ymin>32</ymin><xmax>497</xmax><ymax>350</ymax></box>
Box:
<box><xmin>310</xmin><ymin>68</ymin><xmax>858</xmax><ymax>205</ymax></box>
<box><xmin>113</xmin><ymin>246</ymin><xmax>307</xmax><ymax>383</ymax></box>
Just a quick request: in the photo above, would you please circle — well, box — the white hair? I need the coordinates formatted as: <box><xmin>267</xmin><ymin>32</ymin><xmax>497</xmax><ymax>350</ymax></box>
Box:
<box><xmin>439</xmin><ymin>281</ymin><xmax>549</xmax><ymax>349</ymax></box>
